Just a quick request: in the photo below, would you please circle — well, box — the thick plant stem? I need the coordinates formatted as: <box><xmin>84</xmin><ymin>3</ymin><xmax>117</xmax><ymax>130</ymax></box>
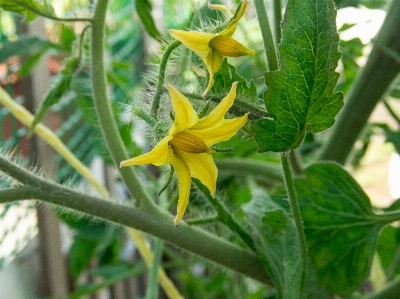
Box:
<box><xmin>150</xmin><ymin>41</ymin><xmax>181</xmax><ymax>117</ymax></box>
<box><xmin>90</xmin><ymin>0</ymin><xmax>154</xmax><ymax>209</ymax></box>
<box><xmin>0</xmin><ymin>156</ymin><xmax>270</xmax><ymax>284</ymax></box>
<box><xmin>320</xmin><ymin>0</ymin><xmax>400</xmax><ymax>164</ymax></box>
<box><xmin>253</xmin><ymin>0</ymin><xmax>279</xmax><ymax>71</ymax></box>
<box><xmin>273</xmin><ymin>0</ymin><xmax>282</xmax><ymax>43</ymax></box>
<box><xmin>281</xmin><ymin>152</ymin><xmax>308</xmax><ymax>294</ymax></box>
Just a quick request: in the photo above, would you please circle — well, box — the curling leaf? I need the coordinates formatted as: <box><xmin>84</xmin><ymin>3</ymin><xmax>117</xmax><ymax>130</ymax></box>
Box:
<box><xmin>135</xmin><ymin>0</ymin><xmax>163</xmax><ymax>41</ymax></box>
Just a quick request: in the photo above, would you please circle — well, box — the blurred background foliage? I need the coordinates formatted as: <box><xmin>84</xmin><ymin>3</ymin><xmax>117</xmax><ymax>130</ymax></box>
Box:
<box><xmin>1</xmin><ymin>0</ymin><xmax>400</xmax><ymax>298</ymax></box>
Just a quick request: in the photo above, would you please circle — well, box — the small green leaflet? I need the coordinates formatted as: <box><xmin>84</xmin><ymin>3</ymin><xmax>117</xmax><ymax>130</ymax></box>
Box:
<box><xmin>251</xmin><ymin>0</ymin><xmax>343</xmax><ymax>152</ymax></box>
<box><xmin>295</xmin><ymin>162</ymin><xmax>382</xmax><ymax>295</ymax></box>
<box><xmin>135</xmin><ymin>0</ymin><xmax>163</xmax><ymax>41</ymax></box>
<box><xmin>0</xmin><ymin>35</ymin><xmax>58</xmax><ymax>63</ymax></box>
<box><xmin>0</xmin><ymin>0</ymin><xmax>56</xmax><ymax>22</ymax></box>
<box><xmin>30</xmin><ymin>56</ymin><xmax>80</xmax><ymax>133</ymax></box>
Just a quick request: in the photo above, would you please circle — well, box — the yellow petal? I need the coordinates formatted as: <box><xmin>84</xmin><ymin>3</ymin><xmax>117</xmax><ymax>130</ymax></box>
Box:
<box><xmin>171</xmin><ymin>153</ymin><xmax>192</xmax><ymax>226</ymax></box>
<box><xmin>201</xmin><ymin>51</ymin><xmax>225</xmax><ymax>98</ymax></box>
<box><xmin>190</xmin><ymin>114</ymin><xmax>248</xmax><ymax>146</ymax></box>
<box><xmin>165</xmin><ymin>84</ymin><xmax>199</xmax><ymax>135</ymax></box>
<box><xmin>168</xmin><ymin>29</ymin><xmax>215</xmax><ymax>61</ymax></box>
<box><xmin>209</xmin><ymin>35</ymin><xmax>255</xmax><ymax>57</ymax></box>
<box><xmin>220</xmin><ymin>0</ymin><xmax>248</xmax><ymax>37</ymax></box>
<box><xmin>178</xmin><ymin>151</ymin><xmax>217</xmax><ymax>196</ymax></box>
<box><xmin>120</xmin><ymin>136</ymin><xmax>173</xmax><ymax>167</ymax></box>
<box><xmin>193</xmin><ymin>82</ymin><xmax>237</xmax><ymax>130</ymax></box>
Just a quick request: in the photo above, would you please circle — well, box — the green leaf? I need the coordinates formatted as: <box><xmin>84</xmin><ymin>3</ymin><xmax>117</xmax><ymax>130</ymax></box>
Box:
<box><xmin>69</xmin><ymin>236</ymin><xmax>99</xmax><ymax>279</ymax></box>
<box><xmin>60</xmin><ymin>24</ymin><xmax>77</xmax><ymax>52</ymax></box>
<box><xmin>213</xmin><ymin>59</ymin><xmax>259</xmax><ymax>105</ymax></box>
<box><xmin>66</xmin><ymin>261</ymin><xmax>147</xmax><ymax>299</ymax></box>
<box><xmin>243</xmin><ymin>190</ymin><xmax>323</xmax><ymax>299</ymax></box>
<box><xmin>337</xmin><ymin>38</ymin><xmax>364</xmax><ymax>94</ymax></box>
<box><xmin>295</xmin><ymin>162</ymin><xmax>382</xmax><ymax>295</ymax></box>
<box><xmin>251</xmin><ymin>0</ymin><xmax>343</xmax><ymax>152</ymax></box>
<box><xmin>0</xmin><ymin>0</ymin><xmax>56</xmax><ymax>22</ymax></box>
<box><xmin>379</xmin><ymin>124</ymin><xmax>400</xmax><ymax>154</ymax></box>
<box><xmin>135</xmin><ymin>0</ymin><xmax>163</xmax><ymax>41</ymax></box>
<box><xmin>18</xmin><ymin>50</ymin><xmax>46</xmax><ymax>77</ymax></box>
<box><xmin>210</xmin><ymin>59</ymin><xmax>267</xmax><ymax>119</ymax></box>
<box><xmin>377</xmin><ymin>225</ymin><xmax>400</xmax><ymax>279</ymax></box>
<box><xmin>0</xmin><ymin>35</ymin><xmax>58</xmax><ymax>63</ymax></box>
<box><xmin>30</xmin><ymin>56</ymin><xmax>80</xmax><ymax>132</ymax></box>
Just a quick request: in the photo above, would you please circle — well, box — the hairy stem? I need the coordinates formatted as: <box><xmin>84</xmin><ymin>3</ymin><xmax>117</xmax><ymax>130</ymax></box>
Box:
<box><xmin>90</xmin><ymin>0</ymin><xmax>154</xmax><ymax>209</ymax></box>
<box><xmin>253</xmin><ymin>0</ymin><xmax>279</xmax><ymax>71</ymax></box>
<box><xmin>273</xmin><ymin>0</ymin><xmax>282</xmax><ymax>43</ymax></box>
<box><xmin>150</xmin><ymin>41</ymin><xmax>181</xmax><ymax>117</ymax></box>
<box><xmin>281</xmin><ymin>152</ymin><xmax>308</xmax><ymax>294</ymax></box>
<box><xmin>0</xmin><ymin>156</ymin><xmax>270</xmax><ymax>284</ymax></box>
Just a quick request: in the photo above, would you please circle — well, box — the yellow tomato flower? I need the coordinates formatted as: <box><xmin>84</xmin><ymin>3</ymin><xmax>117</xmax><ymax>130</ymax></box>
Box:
<box><xmin>120</xmin><ymin>82</ymin><xmax>248</xmax><ymax>225</ymax></box>
<box><xmin>169</xmin><ymin>0</ymin><xmax>255</xmax><ymax>97</ymax></box>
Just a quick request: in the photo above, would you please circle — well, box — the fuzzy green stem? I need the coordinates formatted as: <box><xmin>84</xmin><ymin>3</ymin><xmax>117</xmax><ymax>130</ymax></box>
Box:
<box><xmin>253</xmin><ymin>0</ymin><xmax>279</xmax><ymax>71</ymax></box>
<box><xmin>0</xmin><ymin>186</ymin><xmax>37</xmax><ymax>201</ymax></box>
<box><xmin>374</xmin><ymin>210</ymin><xmax>400</xmax><ymax>225</ymax></box>
<box><xmin>145</xmin><ymin>238</ymin><xmax>163</xmax><ymax>299</ymax></box>
<box><xmin>158</xmin><ymin>165</ymin><xmax>174</xmax><ymax>196</ymax></box>
<box><xmin>215</xmin><ymin>157</ymin><xmax>283</xmax><ymax>183</ymax></box>
<box><xmin>133</xmin><ymin>106</ymin><xmax>157</xmax><ymax>126</ymax></box>
<box><xmin>90</xmin><ymin>0</ymin><xmax>154</xmax><ymax>209</ymax></box>
<box><xmin>150</xmin><ymin>41</ymin><xmax>181</xmax><ymax>117</ymax></box>
<box><xmin>0</xmin><ymin>156</ymin><xmax>270</xmax><ymax>284</ymax></box>
<box><xmin>288</xmin><ymin>150</ymin><xmax>303</xmax><ymax>176</ymax></box>
<box><xmin>273</xmin><ymin>0</ymin><xmax>282</xmax><ymax>43</ymax></box>
<box><xmin>193</xmin><ymin>179</ymin><xmax>256</xmax><ymax>251</ymax></box>
<box><xmin>281</xmin><ymin>152</ymin><xmax>308</xmax><ymax>294</ymax></box>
